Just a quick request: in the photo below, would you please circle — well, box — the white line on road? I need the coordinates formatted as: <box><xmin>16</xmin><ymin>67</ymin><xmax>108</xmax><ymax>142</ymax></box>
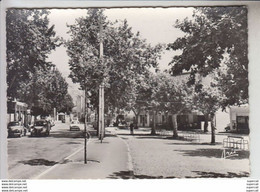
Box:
<box><xmin>33</xmin><ymin>138</ymin><xmax>93</xmax><ymax>179</ymax></box>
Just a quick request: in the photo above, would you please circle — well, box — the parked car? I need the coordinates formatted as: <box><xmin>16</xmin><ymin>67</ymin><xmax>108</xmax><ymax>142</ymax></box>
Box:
<box><xmin>7</xmin><ymin>121</ymin><xmax>26</xmax><ymax>137</ymax></box>
<box><xmin>31</xmin><ymin>119</ymin><xmax>51</xmax><ymax>136</ymax></box>
<box><xmin>70</xmin><ymin>120</ymin><xmax>81</xmax><ymax>131</ymax></box>
<box><xmin>225</xmin><ymin>125</ymin><xmax>231</xmax><ymax>132</ymax></box>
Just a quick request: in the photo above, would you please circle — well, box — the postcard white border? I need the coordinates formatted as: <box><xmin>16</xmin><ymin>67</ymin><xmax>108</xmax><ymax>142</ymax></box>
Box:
<box><xmin>1</xmin><ymin>0</ymin><xmax>260</xmax><ymax>181</ymax></box>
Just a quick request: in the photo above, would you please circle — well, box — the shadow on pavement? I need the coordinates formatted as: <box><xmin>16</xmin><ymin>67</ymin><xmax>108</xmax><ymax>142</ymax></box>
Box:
<box><xmin>117</xmin><ymin>133</ymin><xmax>153</xmax><ymax>137</ymax></box>
<box><xmin>175</xmin><ymin>148</ymin><xmax>249</xmax><ymax>159</ymax></box>
<box><xmin>71</xmin><ymin>159</ymin><xmax>101</xmax><ymax>164</ymax></box>
<box><xmin>107</xmin><ymin>171</ymin><xmax>176</xmax><ymax>179</ymax></box>
<box><xmin>166</xmin><ymin>142</ymin><xmax>222</xmax><ymax>146</ymax></box>
<box><xmin>66</xmin><ymin>141</ymin><xmax>82</xmax><ymax>145</ymax></box>
<box><xmin>118</xmin><ymin>134</ymin><xmax>176</xmax><ymax>140</ymax></box>
<box><xmin>104</xmin><ymin>134</ymin><xmax>117</xmax><ymax>138</ymax></box>
<box><xmin>19</xmin><ymin>158</ymin><xmax>101</xmax><ymax>166</ymax></box>
<box><xmin>134</xmin><ymin>136</ymin><xmax>184</xmax><ymax>140</ymax></box>
<box><xmin>188</xmin><ymin>171</ymin><xmax>249</xmax><ymax>178</ymax></box>
<box><xmin>18</xmin><ymin>159</ymin><xmax>58</xmax><ymax>166</ymax></box>
<box><xmin>93</xmin><ymin>141</ymin><xmax>110</xmax><ymax>144</ymax></box>
<box><xmin>45</xmin><ymin>129</ymin><xmax>97</xmax><ymax>139</ymax></box>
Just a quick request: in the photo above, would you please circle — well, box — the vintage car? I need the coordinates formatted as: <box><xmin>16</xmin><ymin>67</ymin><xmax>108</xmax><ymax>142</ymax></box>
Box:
<box><xmin>70</xmin><ymin>120</ymin><xmax>81</xmax><ymax>131</ymax></box>
<box><xmin>7</xmin><ymin>121</ymin><xmax>27</xmax><ymax>137</ymax></box>
<box><xmin>31</xmin><ymin>119</ymin><xmax>51</xmax><ymax>136</ymax></box>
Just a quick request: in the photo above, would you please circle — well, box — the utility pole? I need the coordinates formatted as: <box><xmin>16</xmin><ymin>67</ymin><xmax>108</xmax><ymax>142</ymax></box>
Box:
<box><xmin>98</xmin><ymin>14</ymin><xmax>105</xmax><ymax>143</ymax></box>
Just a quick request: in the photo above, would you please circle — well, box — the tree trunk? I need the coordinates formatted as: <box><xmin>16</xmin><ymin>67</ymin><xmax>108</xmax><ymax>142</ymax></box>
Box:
<box><xmin>204</xmin><ymin>114</ymin><xmax>209</xmax><ymax>132</ymax></box>
<box><xmin>132</xmin><ymin>109</ymin><xmax>139</xmax><ymax>128</ymax></box>
<box><xmin>210</xmin><ymin>113</ymin><xmax>216</xmax><ymax>144</ymax></box>
<box><xmin>151</xmin><ymin>110</ymin><xmax>156</xmax><ymax>135</ymax></box>
<box><xmin>172</xmin><ymin>114</ymin><xmax>178</xmax><ymax>138</ymax></box>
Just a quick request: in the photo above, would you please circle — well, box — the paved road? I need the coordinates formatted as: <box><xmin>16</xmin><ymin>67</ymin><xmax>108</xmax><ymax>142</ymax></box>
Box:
<box><xmin>8</xmin><ymin>123</ymin><xmax>129</xmax><ymax>179</ymax></box>
<box><xmin>8</xmin><ymin>124</ymin><xmax>249</xmax><ymax>179</ymax></box>
<box><xmin>8</xmin><ymin>122</ymin><xmax>85</xmax><ymax>179</ymax></box>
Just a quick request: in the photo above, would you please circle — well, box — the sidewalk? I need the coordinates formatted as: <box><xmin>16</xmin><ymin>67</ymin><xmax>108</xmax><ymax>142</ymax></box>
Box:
<box><xmin>36</xmin><ymin>133</ymin><xmax>130</xmax><ymax>179</ymax></box>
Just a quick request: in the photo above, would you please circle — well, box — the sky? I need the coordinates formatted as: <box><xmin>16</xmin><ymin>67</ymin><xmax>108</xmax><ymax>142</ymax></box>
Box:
<box><xmin>47</xmin><ymin>8</ymin><xmax>194</xmax><ymax>102</ymax></box>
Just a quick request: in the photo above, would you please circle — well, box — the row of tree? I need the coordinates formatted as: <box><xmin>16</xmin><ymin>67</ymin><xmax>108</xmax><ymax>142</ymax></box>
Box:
<box><xmin>66</xmin><ymin>9</ymin><xmax>163</xmax><ymax>114</ymax></box>
<box><xmin>66</xmin><ymin>7</ymin><xmax>248</xmax><ymax>143</ymax></box>
<box><xmin>6</xmin><ymin>7</ymin><xmax>248</xmax><ymax>143</ymax></box>
<box><xmin>167</xmin><ymin>7</ymin><xmax>248</xmax><ymax>143</ymax></box>
<box><xmin>6</xmin><ymin>9</ymin><xmax>74</xmax><ymax>116</ymax></box>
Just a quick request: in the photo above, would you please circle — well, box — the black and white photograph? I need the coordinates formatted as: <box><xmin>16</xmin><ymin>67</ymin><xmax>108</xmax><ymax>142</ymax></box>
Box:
<box><xmin>3</xmin><ymin>5</ymin><xmax>252</xmax><ymax>180</ymax></box>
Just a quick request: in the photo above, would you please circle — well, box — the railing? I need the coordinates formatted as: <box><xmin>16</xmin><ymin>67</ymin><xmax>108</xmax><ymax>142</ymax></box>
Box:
<box><xmin>180</xmin><ymin>132</ymin><xmax>200</xmax><ymax>142</ymax></box>
<box><xmin>157</xmin><ymin>129</ymin><xmax>200</xmax><ymax>142</ymax></box>
<box><xmin>157</xmin><ymin>129</ymin><xmax>172</xmax><ymax>136</ymax></box>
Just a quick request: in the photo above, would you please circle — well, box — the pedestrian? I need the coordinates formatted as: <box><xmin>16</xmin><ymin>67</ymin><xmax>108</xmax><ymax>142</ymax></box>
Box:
<box><xmin>130</xmin><ymin>122</ymin><xmax>134</xmax><ymax>135</ymax></box>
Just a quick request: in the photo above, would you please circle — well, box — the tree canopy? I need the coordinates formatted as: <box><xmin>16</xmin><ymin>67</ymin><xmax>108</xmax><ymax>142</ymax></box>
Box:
<box><xmin>66</xmin><ymin>9</ymin><xmax>163</xmax><ymax>112</ymax></box>
<box><xmin>6</xmin><ymin>9</ymin><xmax>60</xmax><ymax>99</ymax></box>
<box><xmin>17</xmin><ymin>68</ymin><xmax>74</xmax><ymax>116</ymax></box>
<box><xmin>6</xmin><ymin>9</ymin><xmax>73</xmax><ymax>115</ymax></box>
<box><xmin>167</xmin><ymin>6</ymin><xmax>248</xmax><ymax>108</ymax></box>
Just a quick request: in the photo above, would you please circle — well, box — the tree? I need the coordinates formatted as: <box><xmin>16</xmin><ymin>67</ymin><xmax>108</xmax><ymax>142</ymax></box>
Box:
<box><xmin>59</xmin><ymin>94</ymin><xmax>75</xmax><ymax>114</ymax></box>
<box><xmin>167</xmin><ymin>6</ymin><xmax>248</xmax><ymax>107</ymax></box>
<box><xmin>191</xmin><ymin>81</ymin><xmax>225</xmax><ymax>143</ymax></box>
<box><xmin>124</xmin><ymin>72</ymin><xmax>155</xmax><ymax>127</ymax></box>
<box><xmin>18</xmin><ymin>68</ymin><xmax>74</xmax><ymax>117</ymax></box>
<box><xmin>6</xmin><ymin>9</ymin><xmax>60</xmax><ymax>100</ymax></box>
<box><xmin>150</xmin><ymin>73</ymin><xmax>192</xmax><ymax>137</ymax></box>
<box><xmin>66</xmin><ymin>9</ymin><xmax>163</xmax><ymax>114</ymax></box>
<box><xmin>167</xmin><ymin>7</ymin><xmax>248</xmax><ymax>143</ymax></box>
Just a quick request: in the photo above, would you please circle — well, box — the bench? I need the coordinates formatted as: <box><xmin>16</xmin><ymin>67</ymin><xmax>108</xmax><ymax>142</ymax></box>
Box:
<box><xmin>222</xmin><ymin>135</ymin><xmax>249</xmax><ymax>159</ymax></box>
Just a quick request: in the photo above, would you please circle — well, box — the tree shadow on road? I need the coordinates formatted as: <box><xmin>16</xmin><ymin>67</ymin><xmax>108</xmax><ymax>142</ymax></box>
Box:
<box><xmin>104</xmin><ymin>134</ymin><xmax>117</xmax><ymax>138</ymax></box>
<box><xmin>46</xmin><ymin>129</ymin><xmax>97</xmax><ymax>139</ymax></box>
<box><xmin>174</xmin><ymin>148</ymin><xmax>249</xmax><ymax>159</ymax></box>
<box><xmin>118</xmin><ymin>134</ymin><xmax>176</xmax><ymax>140</ymax></box>
<box><xmin>19</xmin><ymin>158</ymin><xmax>101</xmax><ymax>166</ymax></box>
<box><xmin>107</xmin><ymin>170</ymin><xmax>249</xmax><ymax>179</ymax></box>
<box><xmin>107</xmin><ymin>171</ymin><xmax>176</xmax><ymax>179</ymax></box>
<box><xmin>18</xmin><ymin>159</ymin><xmax>58</xmax><ymax>166</ymax></box>
<box><xmin>166</xmin><ymin>142</ymin><xmax>222</xmax><ymax>146</ymax></box>
<box><xmin>117</xmin><ymin>133</ymin><xmax>153</xmax><ymax>137</ymax></box>
<box><xmin>187</xmin><ymin>171</ymin><xmax>249</xmax><ymax>178</ymax></box>
<box><xmin>66</xmin><ymin>141</ymin><xmax>82</xmax><ymax>145</ymax></box>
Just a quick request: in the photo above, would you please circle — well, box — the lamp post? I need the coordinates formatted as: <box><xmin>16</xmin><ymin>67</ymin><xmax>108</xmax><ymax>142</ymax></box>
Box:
<box><xmin>84</xmin><ymin>85</ymin><xmax>88</xmax><ymax>164</ymax></box>
<box><xmin>98</xmin><ymin>14</ymin><xmax>105</xmax><ymax>143</ymax></box>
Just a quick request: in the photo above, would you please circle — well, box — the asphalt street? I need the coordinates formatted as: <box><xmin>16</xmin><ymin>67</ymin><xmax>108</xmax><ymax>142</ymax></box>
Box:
<box><xmin>7</xmin><ymin>124</ymin><xmax>250</xmax><ymax>179</ymax></box>
<box><xmin>8</xmin><ymin>122</ymin><xmax>85</xmax><ymax>179</ymax></box>
<box><xmin>8</xmin><ymin>122</ymin><xmax>129</xmax><ymax>179</ymax></box>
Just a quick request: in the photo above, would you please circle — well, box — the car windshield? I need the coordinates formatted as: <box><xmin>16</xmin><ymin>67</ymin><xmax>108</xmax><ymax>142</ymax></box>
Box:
<box><xmin>34</xmin><ymin>121</ymin><xmax>46</xmax><ymax>126</ymax></box>
<box><xmin>8</xmin><ymin>122</ymin><xmax>19</xmax><ymax>126</ymax></box>
<box><xmin>71</xmin><ymin>121</ymin><xmax>78</xmax><ymax>124</ymax></box>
